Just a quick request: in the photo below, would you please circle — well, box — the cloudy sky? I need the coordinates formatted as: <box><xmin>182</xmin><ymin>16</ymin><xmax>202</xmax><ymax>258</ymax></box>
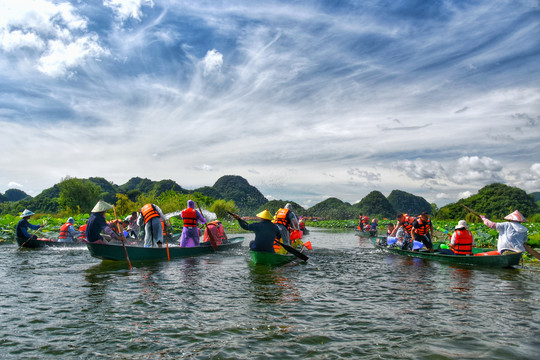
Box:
<box><xmin>1</xmin><ymin>0</ymin><xmax>539</xmax><ymax>209</ymax></box>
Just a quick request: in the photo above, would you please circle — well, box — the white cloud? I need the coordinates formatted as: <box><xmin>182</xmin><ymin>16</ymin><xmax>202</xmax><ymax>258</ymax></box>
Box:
<box><xmin>104</xmin><ymin>0</ymin><xmax>154</xmax><ymax>22</ymax></box>
<box><xmin>458</xmin><ymin>191</ymin><xmax>473</xmax><ymax>200</ymax></box>
<box><xmin>201</xmin><ymin>49</ymin><xmax>223</xmax><ymax>76</ymax></box>
<box><xmin>38</xmin><ymin>35</ymin><xmax>109</xmax><ymax>77</ymax></box>
<box><xmin>7</xmin><ymin>182</ymin><xmax>23</xmax><ymax>188</ymax></box>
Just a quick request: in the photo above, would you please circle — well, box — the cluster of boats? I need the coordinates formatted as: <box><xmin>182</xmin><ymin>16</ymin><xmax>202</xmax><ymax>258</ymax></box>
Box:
<box><xmin>16</xmin><ymin>231</ymin><xmax>311</xmax><ymax>267</ymax></box>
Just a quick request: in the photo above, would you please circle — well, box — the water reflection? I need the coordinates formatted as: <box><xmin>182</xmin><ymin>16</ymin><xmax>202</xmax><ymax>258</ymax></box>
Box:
<box><xmin>247</xmin><ymin>264</ymin><xmax>300</xmax><ymax>305</ymax></box>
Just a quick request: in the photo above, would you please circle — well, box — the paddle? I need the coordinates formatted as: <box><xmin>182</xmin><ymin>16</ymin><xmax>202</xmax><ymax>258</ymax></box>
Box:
<box><xmin>19</xmin><ymin>220</ymin><xmax>47</xmax><ymax>248</ymax></box>
<box><xmin>274</xmin><ymin>239</ymin><xmax>309</xmax><ymax>261</ymax></box>
<box><xmin>113</xmin><ymin>206</ymin><xmax>132</xmax><ymax>269</ymax></box>
<box><xmin>196</xmin><ymin>202</ymin><xmax>218</xmax><ymax>251</ymax></box>
<box><xmin>165</xmin><ymin>224</ymin><xmax>170</xmax><ymax>261</ymax></box>
<box><xmin>461</xmin><ymin>204</ymin><xmax>540</xmax><ymax>261</ymax></box>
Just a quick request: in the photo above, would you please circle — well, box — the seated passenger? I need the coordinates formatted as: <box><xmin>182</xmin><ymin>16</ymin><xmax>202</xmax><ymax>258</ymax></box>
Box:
<box><xmin>440</xmin><ymin>220</ymin><xmax>474</xmax><ymax>255</ymax></box>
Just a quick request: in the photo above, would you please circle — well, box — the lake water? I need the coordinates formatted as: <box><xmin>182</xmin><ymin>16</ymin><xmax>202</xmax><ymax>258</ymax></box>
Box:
<box><xmin>1</xmin><ymin>228</ymin><xmax>539</xmax><ymax>359</ymax></box>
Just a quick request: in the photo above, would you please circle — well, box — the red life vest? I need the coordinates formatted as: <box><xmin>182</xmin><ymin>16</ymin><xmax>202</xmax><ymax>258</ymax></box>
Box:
<box><xmin>451</xmin><ymin>230</ymin><xmax>473</xmax><ymax>255</ymax></box>
<box><xmin>59</xmin><ymin>222</ymin><xmax>71</xmax><ymax>240</ymax></box>
<box><xmin>273</xmin><ymin>208</ymin><xmax>289</xmax><ymax>228</ymax></box>
<box><xmin>79</xmin><ymin>224</ymin><xmax>87</xmax><ymax>239</ymax></box>
<box><xmin>141</xmin><ymin>203</ymin><xmax>159</xmax><ymax>224</ymax></box>
<box><xmin>204</xmin><ymin>221</ymin><xmax>227</xmax><ymax>245</ymax></box>
<box><xmin>182</xmin><ymin>208</ymin><xmax>197</xmax><ymax>227</ymax></box>
<box><xmin>362</xmin><ymin>216</ymin><xmax>369</xmax><ymax>224</ymax></box>
<box><xmin>413</xmin><ymin>217</ymin><xmax>430</xmax><ymax>236</ymax></box>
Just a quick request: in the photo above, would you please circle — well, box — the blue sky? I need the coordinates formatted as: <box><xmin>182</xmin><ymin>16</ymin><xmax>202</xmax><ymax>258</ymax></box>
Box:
<box><xmin>1</xmin><ymin>0</ymin><xmax>539</xmax><ymax>209</ymax></box>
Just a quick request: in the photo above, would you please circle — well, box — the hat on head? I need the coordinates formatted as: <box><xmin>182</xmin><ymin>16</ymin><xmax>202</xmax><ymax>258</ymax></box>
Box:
<box><xmin>20</xmin><ymin>209</ymin><xmax>34</xmax><ymax>217</ymax></box>
<box><xmin>256</xmin><ymin>209</ymin><xmax>273</xmax><ymax>221</ymax></box>
<box><xmin>455</xmin><ymin>220</ymin><xmax>468</xmax><ymax>229</ymax></box>
<box><xmin>504</xmin><ymin>210</ymin><xmax>526</xmax><ymax>223</ymax></box>
<box><xmin>91</xmin><ymin>200</ymin><xmax>113</xmax><ymax>213</ymax></box>
<box><xmin>285</xmin><ymin>203</ymin><xmax>292</xmax><ymax>210</ymax></box>
<box><xmin>67</xmin><ymin>217</ymin><xmax>75</xmax><ymax>224</ymax></box>
<box><xmin>188</xmin><ymin>200</ymin><xmax>195</xmax><ymax>209</ymax></box>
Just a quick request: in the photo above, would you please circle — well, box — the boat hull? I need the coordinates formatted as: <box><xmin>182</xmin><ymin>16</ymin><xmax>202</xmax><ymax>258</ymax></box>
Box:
<box><xmin>87</xmin><ymin>236</ymin><xmax>244</xmax><ymax>262</ymax></box>
<box><xmin>249</xmin><ymin>250</ymin><xmax>297</xmax><ymax>265</ymax></box>
<box><xmin>370</xmin><ymin>237</ymin><xmax>522</xmax><ymax>268</ymax></box>
<box><xmin>17</xmin><ymin>237</ymin><xmax>87</xmax><ymax>248</ymax></box>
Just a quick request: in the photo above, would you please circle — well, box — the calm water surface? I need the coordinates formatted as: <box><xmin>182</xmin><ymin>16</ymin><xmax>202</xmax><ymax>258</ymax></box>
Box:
<box><xmin>1</xmin><ymin>229</ymin><xmax>539</xmax><ymax>359</ymax></box>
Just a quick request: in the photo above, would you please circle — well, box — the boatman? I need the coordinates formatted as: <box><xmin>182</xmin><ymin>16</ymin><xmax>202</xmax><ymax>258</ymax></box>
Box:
<box><xmin>481</xmin><ymin>210</ymin><xmax>528</xmax><ymax>254</ymax></box>
<box><xmin>16</xmin><ymin>209</ymin><xmax>44</xmax><ymax>244</ymax></box>
<box><xmin>273</xmin><ymin>203</ymin><xmax>299</xmax><ymax>246</ymax></box>
<box><xmin>179</xmin><ymin>200</ymin><xmax>206</xmax><ymax>247</ymax></box>
<box><xmin>231</xmin><ymin>210</ymin><xmax>281</xmax><ymax>253</ymax></box>
<box><xmin>85</xmin><ymin>200</ymin><xmax>121</xmax><ymax>244</ymax></box>
<box><xmin>58</xmin><ymin>217</ymin><xmax>82</xmax><ymax>242</ymax></box>
<box><xmin>138</xmin><ymin>203</ymin><xmax>169</xmax><ymax>248</ymax></box>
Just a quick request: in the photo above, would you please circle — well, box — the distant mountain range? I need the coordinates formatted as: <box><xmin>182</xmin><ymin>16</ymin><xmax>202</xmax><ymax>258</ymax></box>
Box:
<box><xmin>1</xmin><ymin>176</ymin><xmax>538</xmax><ymax>220</ymax></box>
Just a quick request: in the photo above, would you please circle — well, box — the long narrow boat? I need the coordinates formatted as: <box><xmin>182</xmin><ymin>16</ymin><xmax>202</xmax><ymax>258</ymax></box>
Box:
<box><xmin>249</xmin><ymin>251</ymin><xmax>298</xmax><ymax>266</ymax></box>
<box><xmin>17</xmin><ymin>237</ymin><xmax>87</xmax><ymax>249</ymax></box>
<box><xmin>370</xmin><ymin>237</ymin><xmax>522</xmax><ymax>268</ymax></box>
<box><xmin>87</xmin><ymin>236</ymin><xmax>244</xmax><ymax>262</ymax></box>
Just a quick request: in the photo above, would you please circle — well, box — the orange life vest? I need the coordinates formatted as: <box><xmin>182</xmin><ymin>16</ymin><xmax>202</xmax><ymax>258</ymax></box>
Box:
<box><xmin>59</xmin><ymin>222</ymin><xmax>71</xmax><ymax>240</ymax></box>
<box><xmin>362</xmin><ymin>216</ymin><xmax>370</xmax><ymax>224</ymax></box>
<box><xmin>413</xmin><ymin>217</ymin><xmax>430</xmax><ymax>236</ymax></box>
<box><xmin>161</xmin><ymin>220</ymin><xmax>167</xmax><ymax>236</ymax></box>
<box><xmin>182</xmin><ymin>207</ymin><xmax>197</xmax><ymax>227</ymax></box>
<box><xmin>451</xmin><ymin>230</ymin><xmax>473</xmax><ymax>255</ymax></box>
<box><xmin>400</xmin><ymin>215</ymin><xmax>414</xmax><ymax>233</ymax></box>
<box><xmin>141</xmin><ymin>203</ymin><xmax>159</xmax><ymax>224</ymax></box>
<box><xmin>273</xmin><ymin>208</ymin><xmax>289</xmax><ymax>228</ymax></box>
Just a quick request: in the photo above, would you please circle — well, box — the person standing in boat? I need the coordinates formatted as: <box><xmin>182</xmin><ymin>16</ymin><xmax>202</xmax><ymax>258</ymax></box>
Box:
<box><xmin>16</xmin><ymin>209</ymin><xmax>44</xmax><ymax>243</ymax></box>
<box><xmin>58</xmin><ymin>217</ymin><xmax>82</xmax><ymax>242</ymax></box>
<box><xmin>85</xmin><ymin>200</ymin><xmax>121</xmax><ymax>244</ymax></box>
<box><xmin>138</xmin><ymin>203</ymin><xmax>168</xmax><ymax>248</ymax></box>
<box><xmin>411</xmin><ymin>212</ymin><xmax>434</xmax><ymax>252</ymax></box>
<box><xmin>179</xmin><ymin>200</ymin><xmax>206</xmax><ymax>247</ymax></box>
<box><xmin>480</xmin><ymin>210</ymin><xmax>528</xmax><ymax>254</ymax></box>
<box><xmin>439</xmin><ymin>220</ymin><xmax>474</xmax><ymax>255</ymax></box>
<box><xmin>231</xmin><ymin>210</ymin><xmax>282</xmax><ymax>252</ymax></box>
<box><xmin>273</xmin><ymin>203</ymin><xmax>299</xmax><ymax>246</ymax></box>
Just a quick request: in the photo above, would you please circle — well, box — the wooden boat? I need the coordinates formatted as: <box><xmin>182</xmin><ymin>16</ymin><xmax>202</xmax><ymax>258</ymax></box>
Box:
<box><xmin>249</xmin><ymin>250</ymin><xmax>298</xmax><ymax>265</ymax></box>
<box><xmin>370</xmin><ymin>237</ymin><xmax>522</xmax><ymax>268</ymax></box>
<box><xmin>17</xmin><ymin>237</ymin><xmax>87</xmax><ymax>249</ymax></box>
<box><xmin>86</xmin><ymin>236</ymin><xmax>244</xmax><ymax>262</ymax></box>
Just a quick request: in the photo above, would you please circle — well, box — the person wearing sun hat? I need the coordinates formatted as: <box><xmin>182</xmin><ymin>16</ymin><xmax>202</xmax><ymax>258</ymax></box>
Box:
<box><xmin>481</xmin><ymin>210</ymin><xmax>528</xmax><ymax>254</ymax></box>
<box><xmin>440</xmin><ymin>220</ymin><xmax>475</xmax><ymax>255</ymax></box>
<box><xmin>231</xmin><ymin>209</ymin><xmax>282</xmax><ymax>252</ymax></box>
<box><xmin>85</xmin><ymin>200</ymin><xmax>121</xmax><ymax>244</ymax></box>
<box><xmin>16</xmin><ymin>209</ymin><xmax>44</xmax><ymax>243</ymax></box>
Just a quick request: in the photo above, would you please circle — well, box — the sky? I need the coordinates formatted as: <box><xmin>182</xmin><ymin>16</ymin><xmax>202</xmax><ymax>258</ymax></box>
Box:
<box><xmin>0</xmin><ymin>0</ymin><xmax>539</xmax><ymax>209</ymax></box>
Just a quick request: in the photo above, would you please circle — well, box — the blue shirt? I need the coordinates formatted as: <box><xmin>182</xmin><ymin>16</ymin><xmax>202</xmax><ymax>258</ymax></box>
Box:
<box><xmin>239</xmin><ymin>219</ymin><xmax>281</xmax><ymax>252</ymax></box>
<box><xmin>16</xmin><ymin>218</ymin><xmax>40</xmax><ymax>238</ymax></box>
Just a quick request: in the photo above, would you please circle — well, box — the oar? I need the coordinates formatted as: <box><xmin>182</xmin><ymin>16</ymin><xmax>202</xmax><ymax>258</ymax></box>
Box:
<box><xmin>113</xmin><ymin>206</ymin><xmax>132</xmax><ymax>269</ymax></box>
<box><xmin>462</xmin><ymin>204</ymin><xmax>540</xmax><ymax>260</ymax></box>
<box><xmin>165</xmin><ymin>224</ymin><xmax>170</xmax><ymax>261</ymax></box>
<box><xmin>19</xmin><ymin>221</ymin><xmax>47</xmax><ymax>248</ymax></box>
<box><xmin>196</xmin><ymin>202</ymin><xmax>218</xmax><ymax>250</ymax></box>
<box><xmin>274</xmin><ymin>239</ymin><xmax>309</xmax><ymax>261</ymax></box>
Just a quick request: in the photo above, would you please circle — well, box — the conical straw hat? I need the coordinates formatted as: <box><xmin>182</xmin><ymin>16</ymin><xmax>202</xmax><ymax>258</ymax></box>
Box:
<box><xmin>91</xmin><ymin>200</ymin><xmax>113</xmax><ymax>213</ymax></box>
<box><xmin>504</xmin><ymin>210</ymin><xmax>527</xmax><ymax>222</ymax></box>
<box><xmin>256</xmin><ymin>209</ymin><xmax>273</xmax><ymax>221</ymax></box>
<box><xmin>20</xmin><ymin>209</ymin><xmax>34</xmax><ymax>217</ymax></box>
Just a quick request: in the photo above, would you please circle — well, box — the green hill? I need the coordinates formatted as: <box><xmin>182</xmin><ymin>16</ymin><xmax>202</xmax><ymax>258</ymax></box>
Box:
<box><xmin>307</xmin><ymin>197</ymin><xmax>355</xmax><ymax>219</ymax></box>
<box><xmin>436</xmin><ymin>183</ymin><xmax>538</xmax><ymax>220</ymax></box>
<box><xmin>387</xmin><ymin>190</ymin><xmax>432</xmax><ymax>216</ymax></box>
<box><xmin>353</xmin><ymin>190</ymin><xmax>396</xmax><ymax>219</ymax></box>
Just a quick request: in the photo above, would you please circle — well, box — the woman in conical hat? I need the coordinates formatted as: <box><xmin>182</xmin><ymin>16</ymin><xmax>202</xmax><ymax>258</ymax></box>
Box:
<box><xmin>481</xmin><ymin>210</ymin><xmax>528</xmax><ymax>254</ymax></box>
<box><xmin>16</xmin><ymin>209</ymin><xmax>44</xmax><ymax>243</ymax></box>
<box><xmin>85</xmin><ymin>200</ymin><xmax>120</xmax><ymax>244</ymax></box>
<box><xmin>231</xmin><ymin>209</ymin><xmax>281</xmax><ymax>253</ymax></box>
